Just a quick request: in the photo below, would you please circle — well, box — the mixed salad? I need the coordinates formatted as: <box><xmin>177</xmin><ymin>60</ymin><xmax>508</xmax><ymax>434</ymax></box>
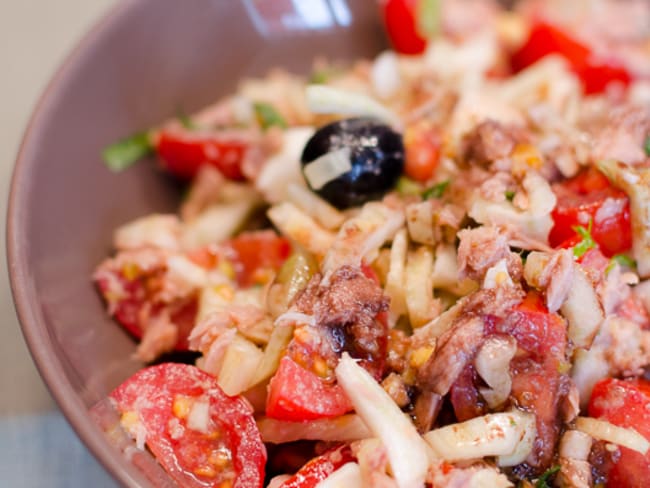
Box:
<box><xmin>93</xmin><ymin>1</ymin><xmax>650</xmax><ymax>487</ymax></box>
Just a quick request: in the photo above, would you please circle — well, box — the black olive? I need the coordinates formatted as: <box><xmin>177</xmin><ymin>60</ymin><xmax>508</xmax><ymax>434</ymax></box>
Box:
<box><xmin>300</xmin><ymin>117</ymin><xmax>404</xmax><ymax>209</ymax></box>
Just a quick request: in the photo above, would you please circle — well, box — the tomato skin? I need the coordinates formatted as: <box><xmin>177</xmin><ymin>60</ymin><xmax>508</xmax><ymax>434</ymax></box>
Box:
<box><xmin>109</xmin><ymin>363</ymin><xmax>266</xmax><ymax>488</ymax></box>
<box><xmin>279</xmin><ymin>444</ymin><xmax>355</xmax><ymax>488</ymax></box>
<box><xmin>156</xmin><ymin>129</ymin><xmax>247</xmax><ymax>180</ymax></box>
<box><xmin>266</xmin><ymin>356</ymin><xmax>353</xmax><ymax>421</ymax></box>
<box><xmin>511</xmin><ymin>20</ymin><xmax>631</xmax><ymax>95</ymax></box>
<box><xmin>550</xmin><ymin>169</ymin><xmax>632</xmax><ymax>257</ymax></box>
<box><xmin>578</xmin><ymin>62</ymin><xmax>632</xmax><ymax>96</ymax></box>
<box><xmin>404</xmin><ymin>123</ymin><xmax>441</xmax><ymax>183</ymax></box>
<box><xmin>588</xmin><ymin>379</ymin><xmax>650</xmax><ymax>488</ymax></box>
<box><xmin>382</xmin><ymin>0</ymin><xmax>427</xmax><ymax>55</ymax></box>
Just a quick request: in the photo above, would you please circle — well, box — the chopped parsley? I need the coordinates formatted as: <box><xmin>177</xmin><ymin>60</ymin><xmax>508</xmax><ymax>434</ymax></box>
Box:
<box><xmin>644</xmin><ymin>135</ymin><xmax>650</xmax><ymax>157</ymax></box>
<box><xmin>423</xmin><ymin>179</ymin><xmax>450</xmax><ymax>199</ymax></box>
<box><xmin>572</xmin><ymin>221</ymin><xmax>596</xmax><ymax>259</ymax></box>
<box><xmin>535</xmin><ymin>465</ymin><xmax>560</xmax><ymax>488</ymax></box>
<box><xmin>253</xmin><ymin>102</ymin><xmax>287</xmax><ymax>130</ymax></box>
<box><xmin>505</xmin><ymin>190</ymin><xmax>516</xmax><ymax>201</ymax></box>
<box><xmin>102</xmin><ymin>132</ymin><xmax>153</xmax><ymax>172</ymax></box>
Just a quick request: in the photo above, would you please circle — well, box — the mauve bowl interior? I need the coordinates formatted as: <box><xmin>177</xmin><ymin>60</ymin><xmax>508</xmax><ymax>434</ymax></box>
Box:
<box><xmin>7</xmin><ymin>0</ymin><xmax>386</xmax><ymax>485</ymax></box>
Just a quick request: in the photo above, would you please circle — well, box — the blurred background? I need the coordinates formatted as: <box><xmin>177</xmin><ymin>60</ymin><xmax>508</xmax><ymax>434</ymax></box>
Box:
<box><xmin>0</xmin><ymin>1</ymin><xmax>117</xmax><ymax>486</ymax></box>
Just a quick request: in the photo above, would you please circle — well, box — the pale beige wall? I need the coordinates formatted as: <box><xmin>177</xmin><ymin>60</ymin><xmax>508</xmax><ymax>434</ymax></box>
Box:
<box><xmin>0</xmin><ymin>0</ymin><xmax>116</xmax><ymax>415</ymax></box>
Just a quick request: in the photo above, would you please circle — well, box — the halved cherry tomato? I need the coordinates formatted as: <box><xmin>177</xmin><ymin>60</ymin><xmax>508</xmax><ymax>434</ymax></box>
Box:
<box><xmin>588</xmin><ymin>378</ymin><xmax>650</xmax><ymax>488</ymax></box>
<box><xmin>109</xmin><ymin>363</ymin><xmax>266</xmax><ymax>488</ymax></box>
<box><xmin>382</xmin><ymin>0</ymin><xmax>427</xmax><ymax>55</ymax></box>
<box><xmin>279</xmin><ymin>444</ymin><xmax>355</xmax><ymax>488</ymax></box>
<box><xmin>404</xmin><ymin>123</ymin><xmax>441</xmax><ymax>183</ymax></box>
<box><xmin>487</xmin><ymin>292</ymin><xmax>567</xmax><ymax>471</ymax></box>
<box><xmin>266</xmin><ymin>356</ymin><xmax>353</xmax><ymax>421</ymax></box>
<box><xmin>550</xmin><ymin>168</ymin><xmax>632</xmax><ymax>257</ymax></box>
<box><xmin>95</xmin><ymin>269</ymin><xmax>198</xmax><ymax>352</ymax></box>
<box><xmin>225</xmin><ymin>231</ymin><xmax>292</xmax><ymax>287</ymax></box>
<box><xmin>156</xmin><ymin>129</ymin><xmax>247</xmax><ymax>180</ymax></box>
<box><xmin>511</xmin><ymin>20</ymin><xmax>631</xmax><ymax>95</ymax></box>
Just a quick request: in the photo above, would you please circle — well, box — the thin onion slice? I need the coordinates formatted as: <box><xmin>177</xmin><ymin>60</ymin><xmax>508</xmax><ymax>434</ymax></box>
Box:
<box><xmin>315</xmin><ymin>462</ymin><xmax>363</xmax><ymax>488</ymax></box>
<box><xmin>286</xmin><ymin>183</ymin><xmax>345</xmax><ymax>230</ymax></box>
<box><xmin>303</xmin><ymin>147</ymin><xmax>352</xmax><ymax>190</ymax></box>
<box><xmin>575</xmin><ymin>417</ymin><xmax>650</xmax><ymax>455</ymax></box>
<box><xmin>306</xmin><ymin>84</ymin><xmax>400</xmax><ymax>126</ymax></box>
<box><xmin>475</xmin><ymin>336</ymin><xmax>517</xmax><ymax>409</ymax></box>
<box><xmin>335</xmin><ymin>353</ymin><xmax>429</xmax><ymax>488</ymax></box>
<box><xmin>424</xmin><ymin>410</ymin><xmax>536</xmax><ymax>464</ymax></box>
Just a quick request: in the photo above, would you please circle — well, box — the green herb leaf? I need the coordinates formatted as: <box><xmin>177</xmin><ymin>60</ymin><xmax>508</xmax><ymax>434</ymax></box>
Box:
<box><xmin>606</xmin><ymin>253</ymin><xmax>637</xmax><ymax>274</ymax></box>
<box><xmin>102</xmin><ymin>132</ymin><xmax>153</xmax><ymax>172</ymax></box>
<box><xmin>505</xmin><ymin>190</ymin><xmax>516</xmax><ymax>201</ymax></box>
<box><xmin>309</xmin><ymin>70</ymin><xmax>329</xmax><ymax>85</ymax></box>
<box><xmin>178</xmin><ymin>112</ymin><xmax>196</xmax><ymax>130</ymax></box>
<box><xmin>423</xmin><ymin>179</ymin><xmax>450</xmax><ymax>199</ymax></box>
<box><xmin>612</xmin><ymin>253</ymin><xmax>636</xmax><ymax>268</ymax></box>
<box><xmin>535</xmin><ymin>465</ymin><xmax>560</xmax><ymax>488</ymax></box>
<box><xmin>644</xmin><ymin>135</ymin><xmax>650</xmax><ymax>157</ymax></box>
<box><xmin>396</xmin><ymin>176</ymin><xmax>423</xmax><ymax>196</ymax></box>
<box><xmin>572</xmin><ymin>221</ymin><xmax>596</xmax><ymax>258</ymax></box>
<box><xmin>253</xmin><ymin>102</ymin><xmax>287</xmax><ymax>130</ymax></box>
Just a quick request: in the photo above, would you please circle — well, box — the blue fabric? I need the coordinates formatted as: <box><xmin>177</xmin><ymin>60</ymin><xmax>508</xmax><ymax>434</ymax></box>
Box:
<box><xmin>0</xmin><ymin>411</ymin><xmax>118</xmax><ymax>487</ymax></box>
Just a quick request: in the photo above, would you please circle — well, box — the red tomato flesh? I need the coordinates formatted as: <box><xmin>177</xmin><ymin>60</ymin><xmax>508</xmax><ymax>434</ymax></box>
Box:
<box><xmin>279</xmin><ymin>444</ymin><xmax>355</xmax><ymax>488</ymax></box>
<box><xmin>511</xmin><ymin>20</ymin><xmax>631</xmax><ymax>95</ymax></box>
<box><xmin>550</xmin><ymin>168</ymin><xmax>632</xmax><ymax>257</ymax></box>
<box><xmin>225</xmin><ymin>231</ymin><xmax>292</xmax><ymax>288</ymax></box>
<box><xmin>266</xmin><ymin>356</ymin><xmax>353</xmax><ymax>421</ymax></box>
<box><xmin>157</xmin><ymin>129</ymin><xmax>248</xmax><ymax>180</ymax></box>
<box><xmin>404</xmin><ymin>123</ymin><xmax>441</xmax><ymax>183</ymax></box>
<box><xmin>382</xmin><ymin>0</ymin><xmax>427</xmax><ymax>55</ymax></box>
<box><xmin>110</xmin><ymin>363</ymin><xmax>266</xmax><ymax>488</ymax></box>
<box><xmin>588</xmin><ymin>378</ymin><xmax>650</xmax><ymax>488</ymax></box>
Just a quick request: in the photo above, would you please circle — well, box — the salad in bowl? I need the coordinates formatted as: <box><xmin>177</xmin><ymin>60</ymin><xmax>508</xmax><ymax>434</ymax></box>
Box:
<box><xmin>93</xmin><ymin>1</ymin><xmax>650</xmax><ymax>486</ymax></box>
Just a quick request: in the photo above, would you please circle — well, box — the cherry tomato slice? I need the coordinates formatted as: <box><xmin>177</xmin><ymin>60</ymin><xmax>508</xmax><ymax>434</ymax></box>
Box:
<box><xmin>550</xmin><ymin>168</ymin><xmax>632</xmax><ymax>257</ymax></box>
<box><xmin>266</xmin><ymin>356</ymin><xmax>353</xmax><ymax>421</ymax></box>
<box><xmin>486</xmin><ymin>292</ymin><xmax>567</xmax><ymax>471</ymax></box>
<box><xmin>588</xmin><ymin>378</ymin><xmax>650</xmax><ymax>488</ymax></box>
<box><xmin>225</xmin><ymin>231</ymin><xmax>292</xmax><ymax>288</ymax></box>
<box><xmin>279</xmin><ymin>444</ymin><xmax>355</xmax><ymax>488</ymax></box>
<box><xmin>382</xmin><ymin>0</ymin><xmax>427</xmax><ymax>55</ymax></box>
<box><xmin>511</xmin><ymin>20</ymin><xmax>631</xmax><ymax>95</ymax></box>
<box><xmin>110</xmin><ymin>363</ymin><xmax>266</xmax><ymax>488</ymax></box>
<box><xmin>404</xmin><ymin>122</ymin><xmax>441</xmax><ymax>183</ymax></box>
<box><xmin>156</xmin><ymin>129</ymin><xmax>247</xmax><ymax>180</ymax></box>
